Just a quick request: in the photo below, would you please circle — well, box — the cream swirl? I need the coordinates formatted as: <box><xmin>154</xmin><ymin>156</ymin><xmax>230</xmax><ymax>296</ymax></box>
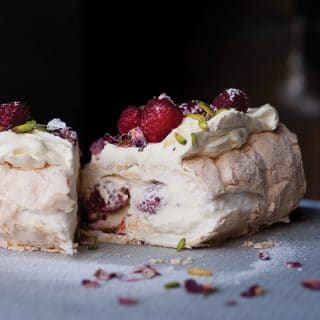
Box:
<box><xmin>0</xmin><ymin>130</ymin><xmax>75</xmax><ymax>171</ymax></box>
<box><xmin>96</xmin><ymin>104</ymin><xmax>278</xmax><ymax>169</ymax></box>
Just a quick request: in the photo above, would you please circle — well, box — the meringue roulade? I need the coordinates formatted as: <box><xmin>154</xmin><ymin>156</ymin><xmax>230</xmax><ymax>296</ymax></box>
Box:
<box><xmin>0</xmin><ymin>102</ymin><xmax>79</xmax><ymax>254</ymax></box>
<box><xmin>81</xmin><ymin>90</ymin><xmax>306</xmax><ymax>248</ymax></box>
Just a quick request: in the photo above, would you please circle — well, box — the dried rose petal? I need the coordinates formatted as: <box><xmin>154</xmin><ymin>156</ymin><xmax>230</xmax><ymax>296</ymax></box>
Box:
<box><xmin>120</xmin><ymin>275</ymin><xmax>143</xmax><ymax>282</ymax></box>
<box><xmin>241</xmin><ymin>284</ymin><xmax>264</xmax><ymax>297</ymax></box>
<box><xmin>82</xmin><ymin>279</ymin><xmax>100</xmax><ymax>288</ymax></box>
<box><xmin>94</xmin><ymin>268</ymin><xmax>123</xmax><ymax>281</ymax></box>
<box><xmin>90</xmin><ymin>137</ymin><xmax>105</xmax><ymax>155</ymax></box>
<box><xmin>185</xmin><ymin>279</ymin><xmax>204</xmax><ymax>293</ymax></box>
<box><xmin>127</xmin><ymin>127</ymin><xmax>147</xmax><ymax>151</ymax></box>
<box><xmin>133</xmin><ymin>264</ymin><xmax>161</xmax><ymax>279</ymax></box>
<box><xmin>118</xmin><ymin>297</ymin><xmax>139</xmax><ymax>305</ymax></box>
<box><xmin>258</xmin><ymin>251</ymin><xmax>270</xmax><ymax>261</ymax></box>
<box><xmin>286</xmin><ymin>261</ymin><xmax>302</xmax><ymax>269</ymax></box>
<box><xmin>302</xmin><ymin>279</ymin><xmax>320</xmax><ymax>290</ymax></box>
<box><xmin>202</xmin><ymin>284</ymin><xmax>216</xmax><ymax>296</ymax></box>
<box><xmin>104</xmin><ymin>133</ymin><xmax>121</xmax><ymax>145</ymax></box>
<box><xmin>184</xmin><ymin>279</ymin><xmax>216</xmax><ymax>295</ymax></box>
<box><xmin>225</xmin><ymin>300</ymin><xmax>238</xmax><ymax>306</ymax></box>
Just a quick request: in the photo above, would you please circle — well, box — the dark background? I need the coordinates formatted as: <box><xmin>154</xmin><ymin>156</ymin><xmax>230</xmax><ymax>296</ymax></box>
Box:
<box><xmin>0</xmin><ymin>0</ymin><xmax>319</xmax><ymax>198</ymax></box>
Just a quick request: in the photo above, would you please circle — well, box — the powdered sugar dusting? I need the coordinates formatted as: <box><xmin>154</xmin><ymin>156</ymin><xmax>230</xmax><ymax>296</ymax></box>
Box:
<box><xmin>47</xmin><ymin>118</ymin><xmax>67</xmax><ymax>131</ymax></box>
<box><xmin>226</xmin><ymin>88</ymin><xmax>242</xmax><ymax>101</ymax></box>
<box><xmin>158</xmin><ymin>93</ymin><xmax>175</xmax><ymax>105</ymax></box>
<box><xmin>216</xmin><ymin>241</ymin><xmax>302</xmax><ymax>286</ymax></box>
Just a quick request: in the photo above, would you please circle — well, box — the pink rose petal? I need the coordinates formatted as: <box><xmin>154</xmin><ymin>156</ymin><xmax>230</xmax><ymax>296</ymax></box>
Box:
<box><xmin>225</xmin><ymin>300</ymin><xmax>238</xmax><ymax>306</ymax></box>
<box><xmin>94</xmin><ymin>268</ymin><xmax>123</xmax><ymax>281</ymax></box>
<box><xmin>133</xmin><ymin>264</ymin><xmax>161</xmax><ymax>279</ymax></box>
<box><xmin>82</xmin><ymin>279</ymin><xmax>100</xmax><ymax>288</ymax></box>
<box><xmin>241</xmin><ymin>284</ymin><xmax>264</xmax><ymax>297</ymax></box>
<box><xmin>184</xmin><ymin>279</ymin><xmax>215</xmax><ymax>295</ymax></box>
<box><xmin>302</xmin><ymin>279</ymin><xmax>320</xmax><ymax>290</ymax></box>
<box><xmin>258</xmin><ymin>251</ymin><xmax>270</xmax><ymax>261</ymax></box>
<box><xmin>118</xmin><ymin>297</ymin><xmax>139</xmax><ymax>305</ymax></box>
<box><xmin>286</xmin><ymin>261</ymin><xmax>302</xmax><ymax>269</ymax></box>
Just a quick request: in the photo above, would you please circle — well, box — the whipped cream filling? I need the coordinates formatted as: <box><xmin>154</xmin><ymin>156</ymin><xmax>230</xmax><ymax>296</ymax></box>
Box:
<box><xmin>94</xmin><ymin>104</ymin><xmax>278</xmax><ymax>169</ymax></box>
<box><xmin>0</xmin><ymin>130</ymin><xmax>75</xmax><ymax>171</ymax></box>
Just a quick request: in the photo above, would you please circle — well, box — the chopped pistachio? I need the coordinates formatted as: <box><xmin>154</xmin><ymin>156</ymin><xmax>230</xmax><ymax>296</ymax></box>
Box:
<box><xmin>186</xmin><ymin>114</ymin><xmax>209</xmax><ymax>131</ymax></box>
<box><xmin>187</xmin><ymin>267</ymin><xmax>213</xmax><ymax>277</ymax></box>
<box><xmin>198</xmin><ymin>119</ymin><xmax>209</xmax><ymax>130</ymax></box>
<box><xmin>176</xmin><ymin>238</ymin><xmax>186</xmax><ymax>252</ymax></box>
<box><xmin>186</xmin><ymin>113</ymin><xmax>203</xmax><ymax>121</ymax></box>
<box><xmin>74</xmin><ymin>227</ymin><xmax>81</xmax><ymax>243</ymax></box>
<box><xmin>214</xmin><ymin>108</ymin><xmax>228</xmax><ymax>116</ymax></box>
<box><xmin>34</xmin><ymin>124</ymin><xmax>48</xmax><ymax>132</ymax></box>
<box><xmin>191</xmin><ymin>133</ymin><xmax>197</xmax><ymax>146</ymax></box>
<box><xmin>80</xmin><ymin>229</ymin><xmax>96</xmax><ymax>238</ymax></box>
<box><xmin>197</xmin><ymin>100</ymin><xmax>215</xmax><ymax>116</ymax></box>
<box><xmin>88</xmin><ymin>243</ymin><xmax>98</xmax><ymax>250</ymax></box>
<box><xmin>164</xmin><ymin>281</ymin><xmax>181</xmax><ymax>289</ymax></box>
<box><xmin>174</xmin><ymin>132</ymin><xmax>187</xmax><ymax>145</ymax></box>
<box><xmin>12</xmin><ymin>120</ymin><xmax>36</xmax><ymax>133</ymax></box>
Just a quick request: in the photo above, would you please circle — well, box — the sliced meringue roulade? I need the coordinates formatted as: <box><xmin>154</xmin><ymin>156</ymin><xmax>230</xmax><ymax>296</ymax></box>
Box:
<box><xmin>81</xmin><ymin>94</ymin><xmax>306</xmax><ymax>249</ymax></box>
<box><xmin>0</xmin><ymin>102</ymin><xmax>79</xmax><ymax>255</ymax></box>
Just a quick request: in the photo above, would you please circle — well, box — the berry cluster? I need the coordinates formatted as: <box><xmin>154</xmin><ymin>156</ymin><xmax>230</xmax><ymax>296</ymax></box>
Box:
<box><xmin>0</xmin><ymin>101</ymin><xmax>77</xmax><ymax>143</ymax></box>
<box><xmin>91</xmin><ymin>88</ymin><xmax>249</xmax><ymax>155</ymax></box>
<box><xmin>85</xmin><ymin>181</ymin><xmax>129</xmax><ymax>218</ymax></box>
<box><xmin>136</xmin><ymin>182</ymin><xmax>165</xmax><ymax>215</ymax></box>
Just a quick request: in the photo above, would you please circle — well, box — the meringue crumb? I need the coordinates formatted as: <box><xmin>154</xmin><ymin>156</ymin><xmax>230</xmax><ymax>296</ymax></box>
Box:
<box><xmin>170</xmin><ymin>256</ymin><xmax>194</xmax><ymax>265</ymax></box>
<box><xmin>149</xmin><ymin>258</ymin><xmax>164</xmax><ymax>264</ymax></box>
<box><xmin>149</xmin><ymin>256</ymin><xmax>194</xmax><ymax>265</ymax></box>
<box><xmin>241</xmin><ymin>240</ymin><xmax>255</xmax><ymax>247</ymax></box>
<box><xmin>253</xmin><ymin>241</ymin><xmax>278</xmax><ymax>249</ymax></box>
<box><xmin>182</xmin><ymin>256</ymin><xmax>194</xmax><ymax>265</ymax></box>
<box><xmin>170</xmin><ymin>257</ymin><xmax>183</xmax><ymax>265</ymax></box>
<box><xmin>241</xmin><ymin>240</ymin><xmax>278</xmax><ymax>249</ymax></box>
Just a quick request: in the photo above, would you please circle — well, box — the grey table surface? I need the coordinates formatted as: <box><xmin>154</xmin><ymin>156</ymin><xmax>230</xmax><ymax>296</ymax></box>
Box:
<box><xmin>1</xmin><ymin>199</ymin><xmax>320</xmax><ymax>320</ymax></box>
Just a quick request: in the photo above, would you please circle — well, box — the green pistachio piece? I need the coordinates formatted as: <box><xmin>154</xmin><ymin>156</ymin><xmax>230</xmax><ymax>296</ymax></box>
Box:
<box><xmin>191</xmin><ymin>133</ymin><xmax>197</xmax><ymax>146</ymax></box>
<box><xmin>186</xmin><ymin>114</ymin><xmax>209</xmax><ymax>131</ymax></box>
<box><xmin>197</xmin><ymin>100</ymin><xmax>215</xmax><ymax>116</ymax></box>
<box><xmin>176</xmin><ymin>237</ymin><xmax>186</xmax><ymax>252</ymax></box>
<box><xmin>12</xmin><ymin>120</ymin><xmax>36</xmax><ymax>133</ymax></box>
<box><xmin>88</xmin><ymin>242</ymin><xmax>98</xmax><ymax>250</ymax></box>
<box><xmin>186</xmin><ymin>113</ymin><xmax>203</xmax><ymax>121</ymax></box>
<box><xmin>174</xmin><ymin>132</ymin><xmax>187</xmax><ymax>145</ymax></box>
<box><xmin>198</xmin><ymin>119</ymin><xmax>209</xmax><ymax>131</ymax></box>
<box><xmin>214</xmin><ymin>108</ymin><xmax>228</xmax><ymax>116</ymax></box>
<box><xmin>164</xmin><ymin>281</ymin><xmax>181</xmax><ymax>289</ymax></box>
<box><xmin>34</xmin><ymin>124</ymin><xmax>48</xmax><ymax>132</ymax></box>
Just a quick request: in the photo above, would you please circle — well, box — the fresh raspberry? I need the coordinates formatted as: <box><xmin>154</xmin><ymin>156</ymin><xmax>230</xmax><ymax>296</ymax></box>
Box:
<box><xmin>212</xmin><ymin>88</ymin><xmax>249</xmax><ymax>112</ymax></box>
<box><xmin>178</xmin><ymin>100</ymin><xmax>203</xmax><ymax>115</ymax></box>
<box><xmin>117</xmin><ymin>106</ymin><xmax>142</xmax><ymax>135</ymax></box>
<box><xmin>141</xmin><ymin>98</ymin><xmax>183</xmax><ymax>142</ymax></box>
<box><xmin>158</xmin><ymin>93</ymin><xmax>175</xmax><ymax>105</ymax></box>
<box><xmin>85</xmin><ymin>181</ymin><xmax>129</xmax><ymax>217</ymax></box>
<box><xmin>0</xmin><ymin>101</ymin><xmax>31</xmax><ymax>129</ymax></box>
<box><xmin>136</xmin><ymin>182</ymin><xmax>164</xmax><ymax>214</ymax></box>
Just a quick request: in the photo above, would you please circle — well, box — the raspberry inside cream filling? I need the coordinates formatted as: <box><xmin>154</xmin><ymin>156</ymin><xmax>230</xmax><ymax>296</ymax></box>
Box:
<box><xmin>81</xmin><ymin>104</ymin><xmax>306</xmax><ymax>248</ymax></box>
